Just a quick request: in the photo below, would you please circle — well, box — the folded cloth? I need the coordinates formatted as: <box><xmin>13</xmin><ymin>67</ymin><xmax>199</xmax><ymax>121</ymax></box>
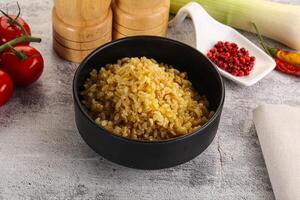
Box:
<box><xmin>253</xmin><ymin>104</ymin><xmax>300</xmax><ymax>200</ymax></box>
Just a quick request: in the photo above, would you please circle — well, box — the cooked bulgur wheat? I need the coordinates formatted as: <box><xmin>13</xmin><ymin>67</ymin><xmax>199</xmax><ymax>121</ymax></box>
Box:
<box><xmin>81</xmin><ymin>57</ymin><xmax>214</xmax><ymax>141</ymax></box>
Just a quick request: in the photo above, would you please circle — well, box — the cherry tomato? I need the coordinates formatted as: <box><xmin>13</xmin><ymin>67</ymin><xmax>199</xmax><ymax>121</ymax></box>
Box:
<box><xmin>0</xmin><ymin>15</ymin><xmax>31</xmax><ymax>45</ymax></box>
<box><xmin>0</xmin><ymin>46</ymin><xmax>44</xmax><ymax>86</ymax></box>
<box><xmin>0</xmin><ymin>69</ymin><xmax>14</xmax><ymax>106</ymax></box>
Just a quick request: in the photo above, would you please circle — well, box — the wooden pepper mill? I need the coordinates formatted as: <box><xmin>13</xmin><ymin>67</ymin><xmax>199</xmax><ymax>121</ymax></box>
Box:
<box><xmin>112</xmin><ymin>0</ymin><xmax>170</xmax><ymax>39</ymax></box>
<box><xmin>52</xmin><ymin>0</ymin><xmax>112</xmax><ymax>63</ymax></box>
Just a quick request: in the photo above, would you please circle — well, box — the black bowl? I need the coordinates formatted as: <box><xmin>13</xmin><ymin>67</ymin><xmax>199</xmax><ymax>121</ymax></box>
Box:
<box><xmin>73</xmin><ymin>36</ymin><xmax>225</xmax><ymax>169</ymax></box>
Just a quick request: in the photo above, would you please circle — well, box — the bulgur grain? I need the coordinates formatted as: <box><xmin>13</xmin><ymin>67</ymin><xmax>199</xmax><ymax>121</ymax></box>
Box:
<box><xmin>81</xmin><ymin>57</ymin><xmax>214</xmax><ymax>141</ymax></box>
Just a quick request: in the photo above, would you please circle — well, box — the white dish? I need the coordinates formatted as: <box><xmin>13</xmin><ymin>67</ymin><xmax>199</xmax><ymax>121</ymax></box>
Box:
<box><xmin>169</xmin><ymin>2</ymin><xmax>276</xmax><ymax>86</ymax></box>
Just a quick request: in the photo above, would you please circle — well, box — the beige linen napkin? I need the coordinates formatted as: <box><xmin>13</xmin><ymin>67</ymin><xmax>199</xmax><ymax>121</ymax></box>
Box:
<box><xmin>253</xmin><ymin>104</ymin><xmax>300</xmax><ymax>200</ymax></box>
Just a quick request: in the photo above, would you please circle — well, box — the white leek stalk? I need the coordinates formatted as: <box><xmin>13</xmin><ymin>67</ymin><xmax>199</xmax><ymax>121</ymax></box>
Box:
<box><xmin>170</xmin><ymin>0</ymin><xmax>300</xmax><ymax>50</ymax></box>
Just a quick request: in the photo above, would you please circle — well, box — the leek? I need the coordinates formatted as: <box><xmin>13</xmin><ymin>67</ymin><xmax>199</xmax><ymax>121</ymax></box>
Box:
<box><xmin>170</xmin><ymin>0</ymin><xmax>300</xmax><ymax>50</ymax></box>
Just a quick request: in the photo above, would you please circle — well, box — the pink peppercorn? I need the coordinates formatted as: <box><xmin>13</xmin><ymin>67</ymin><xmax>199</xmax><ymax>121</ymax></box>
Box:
<box><xmin>207</xmin><ymin>41</ymin><xmax>256</xmax><ymax>77</ymax></box>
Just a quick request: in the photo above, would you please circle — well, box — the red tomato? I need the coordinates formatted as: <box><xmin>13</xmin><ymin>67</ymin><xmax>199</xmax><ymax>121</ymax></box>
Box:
<box><xmin>0</xmin><ymin>46</ymin><xmax>44</xmax><ymax>86</ymax></box>
<box><xmin>0</xmin><ymin>69</ymin><xmax>14</xmax><ymax>106</ymax></box>
<box><xmin>0</xmin><ymin>15</ymin><xmax>31</xmax><ymax>45</ymax></box>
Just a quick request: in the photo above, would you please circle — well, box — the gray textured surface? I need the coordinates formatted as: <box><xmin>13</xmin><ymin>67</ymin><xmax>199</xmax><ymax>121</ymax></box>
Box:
<box><xmin>0</xmin><ymin>0</ymin><xmax>300</xmax><ymax>199</ymax></box>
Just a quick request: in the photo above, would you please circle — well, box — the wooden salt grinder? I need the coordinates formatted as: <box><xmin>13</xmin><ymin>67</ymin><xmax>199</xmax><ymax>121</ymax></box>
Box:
<box><xmin>112</xmin><ymin>0</ymin><xmax>170</xmax><ymax>39</ymax></box>
<box><xmin>53</xmin><ymin>0</ymin><xmax>112</xmax><ymax>63</ymax></box>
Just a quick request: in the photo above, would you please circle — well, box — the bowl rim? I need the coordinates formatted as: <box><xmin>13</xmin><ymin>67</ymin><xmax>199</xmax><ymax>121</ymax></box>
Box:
<box><xmin>73</xmin><ymin>35</ymin><xmax>225</xmax><ymax>144</ymax></box>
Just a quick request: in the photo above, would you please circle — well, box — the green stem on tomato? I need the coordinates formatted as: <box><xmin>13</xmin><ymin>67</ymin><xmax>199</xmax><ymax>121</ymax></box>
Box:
<box><xmin>8</xmin><ymin>18</ymin><xmax>28</xmax><ymax>35</ymax></box>
<box><xmin>10</xmin><ymin>18</ymin><xmax>28</xmax><ymax>36</ymax></box>
<box><xmin>0</xmin><ymin>35</ymin><xmax>41</xmax><ymax>53</ymax></box>
<box><xmin>7</xmin><ymin>44</ymin><xmax>27</xmax><ymax>60</ymax></box>
<box><xmin>14</xmin><ymin>2</ymin><xmax>21</xmax><ymax>21</ymax></box>
<box><xmin>0</xmin><ymin>4</ymin><xmax>28</xmax><ymax>36</ymax></box>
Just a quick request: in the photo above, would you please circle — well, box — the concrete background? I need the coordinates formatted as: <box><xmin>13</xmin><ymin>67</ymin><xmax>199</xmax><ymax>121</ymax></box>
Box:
<box><xmin>0</xmin><ymin>0</ymin><xmax>300</xmax><ymax>199</ymax></box>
